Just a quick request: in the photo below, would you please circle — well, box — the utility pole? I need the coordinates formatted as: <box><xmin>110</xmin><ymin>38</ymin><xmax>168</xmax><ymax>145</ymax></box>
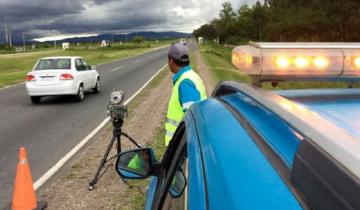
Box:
<box><xmin>4</xmin><ymin>21</ymin><xmax>9</xmax><ymax>45</ymax></box>
<box><xmin>22</xmin><ymin>32</ymin><xmax>26</xmax><ymax>52</ymax></box>
<box><xmin>125</xmin><ymin>33</ymin><xmax>127</xmax><ymax>42</ymax></box>
<box><xmin>54</xmin><ymin>40</ymin><xmax>56</xmax><ymax>48</ymax></box>
<box><xmin>9</xmin><ymin>31</ymin><xmax>12</xmax><ymax>47</ymax></box>
<box><xmin>111</xmin><ymin>34</ymin><xmax>114</xmax><ymax>43</ymax></box>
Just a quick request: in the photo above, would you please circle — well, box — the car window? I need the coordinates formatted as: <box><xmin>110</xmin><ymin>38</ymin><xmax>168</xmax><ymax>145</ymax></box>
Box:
<box><xmin>80</xmin><ymin>59</ymin><xmax>91</xmax><ymax>70</ymax></box>
<box><xmin>35</xmin><ymin>59</ymin><xmax>71</xmax><ymax>70</ymax></box>
<box><xmin>151</xmin><ymin>123</ymin><xmax>188</xmax><ymax>210</ymax></box>
<box><xmin>75</xmin><ymin>59</ymin><xmax>85</xmax><ymax>71</ymax></box>
<box><xmin>163</xmin><ymin>157</ymin><xmax>187</xmax><ymax>210</ymax></box>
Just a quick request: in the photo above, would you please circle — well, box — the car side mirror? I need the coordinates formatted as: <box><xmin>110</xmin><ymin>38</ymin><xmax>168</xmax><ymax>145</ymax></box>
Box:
<box><xmin>169</xmin><ymin>168</ymin><xmax>187</xmax><ymax>198</ymax></box>
<box><xmin>91</xmin><ymin>65</ymin><xmax>96</xmax><ymax>70</ymax></box>
<box><xmin>115</xmin><ymin>148</ymin><xmax>157</xmax><ymax>179</ymax></box>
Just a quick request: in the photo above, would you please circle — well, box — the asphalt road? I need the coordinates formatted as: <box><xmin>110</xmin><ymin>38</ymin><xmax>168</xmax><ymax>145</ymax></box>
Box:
<box><xmin>0</xmin><ymin>47</ymin><xmax>169</xmax><ymax>207</ymax></box>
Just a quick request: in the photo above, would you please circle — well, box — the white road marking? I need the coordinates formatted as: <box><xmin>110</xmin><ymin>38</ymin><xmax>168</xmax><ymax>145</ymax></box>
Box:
<box><xmin>112</xmin><ymin>66</ymin><xmax>125</xmax><ymax>71</ymax></box>
<box><xmin>0</xmin><ymin>82</ymin><xmax>25</xmax><ymax>90</ymax></box>
<box><xmin>33</xmin><ymin>63</ymin><xmax>168</xmax><ymax>191</ymax></box>
<box><xmin>134</xmin><ymin>59</ymin><xmax>142</xmax><ymax>64</ymax></box>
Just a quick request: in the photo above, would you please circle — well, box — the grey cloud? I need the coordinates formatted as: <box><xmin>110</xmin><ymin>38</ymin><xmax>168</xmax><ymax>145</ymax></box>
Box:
<box><xmin>0</xmin><ymin>0</ymin><xmax>258</xmax><ymax>42</ymax></box>
<box><xmin>0</xmin><ymin>0</ymin><xmax>84</xmax><ymax>23</ymax></box>
<box><xmin>37</xmin><ymin>14</ymin><xmax>166</xmax><ymax>34</ymax></box>
<box><xmin>93</xmin><ymin>0</ymin><xmax>117</xmax><ymax>5</ymax></box>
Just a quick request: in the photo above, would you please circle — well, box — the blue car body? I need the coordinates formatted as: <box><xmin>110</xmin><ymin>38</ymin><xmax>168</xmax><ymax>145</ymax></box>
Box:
<box><xmin>135</xmin><ymin>81</ymin><xmax>360</xmax><ymax>210</ymax></box>
<box><xmin>186</xmin><ymin>98</ymin><xmax>301</xmax><ymax>210</ymax></box>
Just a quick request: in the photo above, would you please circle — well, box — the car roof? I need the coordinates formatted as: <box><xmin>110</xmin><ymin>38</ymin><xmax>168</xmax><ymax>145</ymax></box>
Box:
<box><xmin>187</xmin><ymin>99</ymin><xmax>302</xmax><ymax>209</ymax></box>
<box><xmin>40</xmin><ymin>56</ymin><xmax>82</xmax><ymax>60</ymax></box>
<box><xmin>213</xmin><ymin>81</ymin><xmax>360</xmax><ymax>179</ymax></box>
<box><xmin>277</xmin><ymin>88</ymin><xmax>360</xmax><ymax>139</ymax></box>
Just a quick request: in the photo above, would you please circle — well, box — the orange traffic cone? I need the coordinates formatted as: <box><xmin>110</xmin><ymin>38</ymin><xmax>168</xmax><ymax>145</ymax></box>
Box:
<box><xmin>11</xmin><ymin>147</ymin><xmax>46</xmax><ymax>210</ymax></box>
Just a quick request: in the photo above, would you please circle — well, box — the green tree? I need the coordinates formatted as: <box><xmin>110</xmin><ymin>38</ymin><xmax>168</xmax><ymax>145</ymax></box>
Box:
<box><xmin>193</xmin><ymin>0</ymin><xmax>360</xmax><ymax>43</ymax></box>
<box><xmin>236</xmin><ymin>5</ymin><xmax>256</xmax><ymax>41</ymax></box>
<box><xmin>219</xmin><ymin>2</ymin><xmax>237</xmax><ymax>22</ymax></box>
<box><xmin>193</xmin><ymin>24</ymin><xmax>217</xmax><ymax>42</ymax></box>
<box><xmin>132</xmin><ymin>36</ymin><xmax>144</xmax><ymax>44</ymax></box>
<box><xmin>252</xmin><ymin>1</ymin><xmax>268</xmax><ymax>41</ymax></box>
<box><xmin>0</xmin><ymin>44</ymin><xmax>15</xmax><ymax>52</ymax></box>
<box><xmin>217</xmin><ymin>2</ymin><xmax>237</xmax><ymax>44</ymax></box>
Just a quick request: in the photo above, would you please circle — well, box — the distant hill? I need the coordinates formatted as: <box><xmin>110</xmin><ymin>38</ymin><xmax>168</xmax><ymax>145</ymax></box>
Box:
<box><xmin>3</xmin><ymin>31</ymin><xmax>192</xmax><ymax>45</ymax></box>
<box><xmin>34</xmin><ymin>31</ymin><xmax>192</xmax><ymax>44</ymax></box>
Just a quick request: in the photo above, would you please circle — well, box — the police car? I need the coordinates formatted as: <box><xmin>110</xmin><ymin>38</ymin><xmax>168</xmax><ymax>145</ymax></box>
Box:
<box><xmin>115</xmin><ymin>42</ymin><xmax>360</xmax><ymax>210</ymax></box>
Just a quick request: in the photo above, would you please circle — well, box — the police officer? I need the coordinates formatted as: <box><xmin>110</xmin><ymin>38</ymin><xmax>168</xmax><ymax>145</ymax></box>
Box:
<box><xmin>165</xmin><ymin>43</ymin><xmax>207</xmax><ymax>146</ymax></box>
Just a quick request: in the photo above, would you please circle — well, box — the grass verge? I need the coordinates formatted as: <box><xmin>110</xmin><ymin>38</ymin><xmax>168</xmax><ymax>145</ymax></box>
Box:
<box><xmin>200</xmin><ymin>45</ymin><xmax>251</xmax><ymax>84</ymax></box>
<box><xmin>110</xmin><ymin>68</ymin><xmax>168</xmax><ymax>209</ymax></box>
<box><xmin>189</xmin><ymin>50</ymin><xmax>198</xmax><ymax>73</ymax></box>
<box><xmin>115</xmin><ymin>127</ymin><xmax>166</xmax><ymax>210</ymax></box>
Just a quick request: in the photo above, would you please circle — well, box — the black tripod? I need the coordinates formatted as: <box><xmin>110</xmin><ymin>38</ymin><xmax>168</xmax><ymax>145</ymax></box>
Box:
<box><xmin>88</xmin><ymin>118</ymin><xmax>140</xmax><ymax>190</ymax></box>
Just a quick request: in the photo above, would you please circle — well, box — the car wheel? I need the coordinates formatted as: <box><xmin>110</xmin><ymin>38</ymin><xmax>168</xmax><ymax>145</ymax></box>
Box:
<box><xmin>76</xmin><ymin>85</ymin><xmax>85</xmax><ymax>101</ymax></box>
<box><xmin>30</xmin><ymin>96</ymin><xmax>41</xmax><ymax>104</ymax></box>
<box><xmin>93</xmin><ymin>78</ymin><xmax>100</xmax><ymax>94</ymax></box>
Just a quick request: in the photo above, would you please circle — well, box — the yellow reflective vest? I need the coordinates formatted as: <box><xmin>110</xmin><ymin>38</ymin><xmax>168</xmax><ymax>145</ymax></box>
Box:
<box><xmin>127</xmin><ymin>154</ymin><xmax>143</xmax><ymax>171</ymax></box>
<box><xmin>165</xmin><ymin>69</ymin><xmax>207</xmax><ymax>146</ymax></box>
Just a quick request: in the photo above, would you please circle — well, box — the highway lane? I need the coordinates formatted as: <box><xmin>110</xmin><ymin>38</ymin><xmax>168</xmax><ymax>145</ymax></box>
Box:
<box><xmin>0</xmin><ymin>47</ymin><xmax>169</xmax><ymax>206</ymax></box>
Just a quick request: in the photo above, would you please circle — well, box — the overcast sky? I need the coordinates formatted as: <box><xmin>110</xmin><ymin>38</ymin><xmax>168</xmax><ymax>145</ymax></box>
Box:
<box><xmin>0</xmin><ymin>0</ymin><xmax>258</xmax><ymax>40</ymax></box>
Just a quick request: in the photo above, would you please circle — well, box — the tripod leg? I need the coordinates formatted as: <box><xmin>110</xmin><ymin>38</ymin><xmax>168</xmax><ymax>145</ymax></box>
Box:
<box><xmin>117</xmin><ymin>136</ymin><xmax>121</xmax><ymax>154</ymax></box>
<box><xmin>121</xmin><ymin>132</ymin><xmax>141</xmax><ymax>148</ymax></box>
<box><xmin>88</xmin><ymin>136</ymin><xmax>117</xmax><ymax>190</ymax></box>
<box><xmin>115</xmin><ymin>135</ymin><xmax>129</xmax><ymax>184</ymax></box>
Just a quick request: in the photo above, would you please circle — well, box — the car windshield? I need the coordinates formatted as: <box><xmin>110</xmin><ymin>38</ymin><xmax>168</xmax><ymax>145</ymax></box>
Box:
<box><xmin>35</xmin><ymin>59</ymin><xmax>71</xmax><ymax>70</ymax></box>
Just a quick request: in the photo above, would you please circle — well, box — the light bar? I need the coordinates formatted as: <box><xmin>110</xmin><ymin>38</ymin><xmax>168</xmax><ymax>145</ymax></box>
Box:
<box><xmin>343</xmin><ymin>49</ymin><xmax>360</xmax><ymax>76</ymax></box>
<box><xmin>232</xmin><ymin>42</ymin><xmax>360</xmax><ymax>83</ymax></box>
<box><xmin>249</xmin><ymin>42</ymin><xmax>360</xmax><ymax>49</ymax></box>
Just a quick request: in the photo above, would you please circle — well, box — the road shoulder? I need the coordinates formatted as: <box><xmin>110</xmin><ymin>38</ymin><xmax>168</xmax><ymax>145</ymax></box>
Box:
<box><xmin>39</xmin><ymin>66</ymin><xmax>171</xmax><ymax>209</ymax></box>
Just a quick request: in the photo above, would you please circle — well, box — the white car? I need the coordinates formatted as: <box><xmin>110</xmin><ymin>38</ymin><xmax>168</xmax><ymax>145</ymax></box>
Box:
<box><xmin>26</xmin><ymin>56</ymin><xmax>100</xmax><ymax>104</ymax></box>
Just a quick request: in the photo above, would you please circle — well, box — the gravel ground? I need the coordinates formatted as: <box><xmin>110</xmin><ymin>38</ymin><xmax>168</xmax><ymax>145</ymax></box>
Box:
<box><xmin>38</xmin><ymin>46</ymin><xmax>213</xmax><ymax>210</ymax></box>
